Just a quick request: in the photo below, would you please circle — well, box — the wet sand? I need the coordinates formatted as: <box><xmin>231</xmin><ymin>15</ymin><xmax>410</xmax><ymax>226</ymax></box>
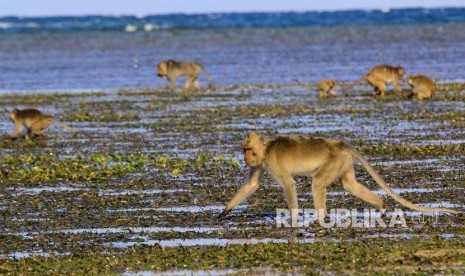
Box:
<box><xmin>0</xmin><ymin>82</ymin><xmax>464</xmax><ymax>273</ymax></box>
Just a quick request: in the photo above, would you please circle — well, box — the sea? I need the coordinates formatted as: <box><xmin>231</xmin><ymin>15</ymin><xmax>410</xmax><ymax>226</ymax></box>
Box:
<box><xmin>1</xmin><ymin>8</ymin><xmax>465</xmax><ymax>93</ymax></box>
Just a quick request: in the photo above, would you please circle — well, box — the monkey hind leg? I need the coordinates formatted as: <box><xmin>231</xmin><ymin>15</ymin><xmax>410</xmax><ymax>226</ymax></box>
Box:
<box><xmin>366</xmin><ymin>78</ymin><xmax>379</xmax><ymax>96</ymax></box>
<box><xmin>184</xmin><ymin>78</ymin><xmax>194</xmax><ymax>92</ymax></box>
<box><xmin>312</xmin><ymin>181</ymin><xmax>327</xmax><ymax>219</ymax></box>
<box><xmin>30</xmin><ymin>120</ymin><xmax>51</xmax><ymax>139</ymax></box>
<box><xmin>193</xmin><ymin>78</ymin><xmax>200</xmax><ymax>91</ymax></box>
<box><xmin>367</xmin><ymin>78</ymin><xmax>385</xmax><ymax>97</ymax></box>
<box><xmin>374</xmin><ymin>83</ymin><xmax>386</xmax><ymax>97</ymax></box>
<box><xmin>341</xmin><ymin>170</ymin><xmax>384</xmax><ymax>209</ymax></box>
<box><xmin>25</xmin><ymin>127</ymin><xmax>33</xmax><ymax>141</ymax></box>
<box><xmin>417</xmin><ymin>90</ymin><xmax>428</xmax><ymax>101</ymax></box>
<box><xmin>370</xmin><ymin>86</ymin><xmax>381</xmax><ymax>97</ymax></box>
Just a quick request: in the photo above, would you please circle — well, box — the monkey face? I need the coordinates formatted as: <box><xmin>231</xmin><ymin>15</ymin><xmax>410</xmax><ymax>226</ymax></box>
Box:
<box><xmin>9</xmin><ymin>110</ymin><xmax>17</xmax><ymax>121</ymax></box>
<box><xmin>243</xmin><ymin>147</ymin><xmax>265</xmax><ymax>167</ymax></box>
<box><xmin>243</xmin><ymin>148</ymin><xmax>258</xmax><ymax>167</ymax></box>
<box><xmin>242</xmin><ymin>132</ymin><xmax>266</xmax><ymax>167</ymax></box>
<box><xmin>157</xmin><ymin>63</ymin><xmax>167</xmax><ymax>77</ymax></box>
<box><xmin>407</xmin><ymin>77</ymin><xmax>414</xmax><ymax>86</ymax></box>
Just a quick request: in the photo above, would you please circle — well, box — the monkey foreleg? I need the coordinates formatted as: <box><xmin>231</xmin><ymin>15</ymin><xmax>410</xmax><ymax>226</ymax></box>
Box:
<box><xmin>10</xmin><ymin>123</ymin><xmax>22</xmax><ymax>140</ymax></box>
<box><xmin>217</xmin><ymin>181</ymin><xmax>259</xmax><ymax>219</ymax></box>
<box><xmin>217</xmin><ymin>167</ymin><xmax>264</xmax><ymax>219</ymax></box>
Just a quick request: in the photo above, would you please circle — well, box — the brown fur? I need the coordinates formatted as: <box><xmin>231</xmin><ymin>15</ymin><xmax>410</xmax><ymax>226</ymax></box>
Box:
<box><xmin>9</xmin><ymin>108</ymin><xmax>77</xmax><ymax>141</ymax></box>
<box><xmin>364</xmin><ymin>64</ymin><xmax>405</xmax><ymax>97</ymax></box>
<box><xmin>217</xmin><ymin>131</ymin><xmax>460</xmax><ymax>219</ymax></box>
<box><xmin>157</xmin><ymin>59</ymin><xmax>212</xmax><ymax>92</ymax></box>
<box><xmin>408</xmin><ymin>74</ymin><xmax>435</xmax><ymax>100</ymax></box>
<box><xmin>317</xmin><ymin>79</ymin><xmax>336</xmax><ymax>98</ymax></box>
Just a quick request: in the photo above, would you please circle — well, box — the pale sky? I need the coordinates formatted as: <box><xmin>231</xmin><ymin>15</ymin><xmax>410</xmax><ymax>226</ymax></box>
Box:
<box><xmin>2</xmin><ymin>0</ymin><xmax>465</xmax><ymax>17</ymax></box>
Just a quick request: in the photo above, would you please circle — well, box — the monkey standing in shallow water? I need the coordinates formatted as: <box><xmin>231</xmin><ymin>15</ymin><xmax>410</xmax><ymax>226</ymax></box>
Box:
<box><xmin>217</xmin><ymin>131</ymin><xmax>460</xmax><ymax>220</ymax></box>
<box><xmin>9</xmin><ymin>108</ymin><xmax>78</xmax><ymax>141</ymax></box>
<box><xmin>157</xmin><ymin>60</ymin><xmax>212</xmax><ymax>92</ymax></box>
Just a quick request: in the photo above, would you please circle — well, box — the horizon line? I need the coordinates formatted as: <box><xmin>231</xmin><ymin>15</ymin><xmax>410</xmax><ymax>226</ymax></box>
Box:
<box><xmin>1</xmin><ymin>5</ymin><xmax>464</xmax><ymax>18</ymax></box>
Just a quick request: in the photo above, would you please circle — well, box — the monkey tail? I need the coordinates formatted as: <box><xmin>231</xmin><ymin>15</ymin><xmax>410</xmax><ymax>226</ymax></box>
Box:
<box><xmin>50</xmin><ymin>117</ymin><xmax>79</xmax><ymax>133</ymax></box>
<box><xmin>201</xmin><ymin>67</ymin><xmax>213</xmax><ymax>89</ymax></box>
<box><xmin>349</xmin><ymin>147</ymin><xmax>460</xmax><ymax>215</ymax></box>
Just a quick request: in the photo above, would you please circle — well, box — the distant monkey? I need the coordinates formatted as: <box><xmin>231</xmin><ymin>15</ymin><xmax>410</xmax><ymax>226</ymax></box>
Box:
<box><xmin>157</xmin><ymin>60</ymin><xmax>212</xmax><ymax>92</ymax></box>
<box><xmin>407</xmin><ymin>74</ymin><xmax>435</xmax><ymax>100</ymax></box>
<box><xmin>9</xmin><ymin>108</ymin><xmax>78</xmax><ymax>141</ymax></box>
<box><xmin>364</xmin><ymin>64</ymin><xmax>405</xmax><ymax>98</ymax></box>
<box><xmin>317</xmin><ymin>79</ymin><xmax>337</xmax><ymax>98</ymax></box>
<box><xmin>217</xmin><ymin>131</ymin><xmax>459</xmax><ymax>220</ymax></box>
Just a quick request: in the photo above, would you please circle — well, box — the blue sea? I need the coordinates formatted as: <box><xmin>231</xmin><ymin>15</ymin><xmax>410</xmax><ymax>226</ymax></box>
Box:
<box><xmin>1</xmin><ymin>8</ymin><xmax>464</xmax><ymax>92</ymax></box>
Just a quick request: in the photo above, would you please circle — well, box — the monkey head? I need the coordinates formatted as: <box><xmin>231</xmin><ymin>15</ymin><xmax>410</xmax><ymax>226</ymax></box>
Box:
<box><xmin>407</xmin><ymin>76</ymin><xmax>414</xmax><ymax>86</ymax></box>
<box><xmin>9</xmin><ymin>109</ymin><xmax>19</xmax><ymax>121</ymax></box>
<box><xmin>328</xmin><ymin>80</ymin><xmax>335</xmax><ymax>89</ymax></box>
<box><xmin>242</xmin><ymin>131</ymin><xmax>266</xmax><ymax>167</ymax></box>
<box><xmin>380</xmin><ymin>65</ymin><xmax>405</xmax><ymax>78</ymax></box>
<box><xmin>157</xmin><ymin>62</ymin><xmax>167</xmax><ymax>78</ymax></box>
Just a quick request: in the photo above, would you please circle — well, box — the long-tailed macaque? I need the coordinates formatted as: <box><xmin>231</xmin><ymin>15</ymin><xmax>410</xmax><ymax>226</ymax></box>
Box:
<box><xmin>364</xmin><ymin>64</ymin><xmax>405</xmax><ymax>97</ymax></box>
<box><xmin>317</xmin><ymin>79</ymin><xmax>337</xmax><ymax>98</ymax></box>
<box><xmin>217</xmin><ymin>132</ymin><xmax>460</xmax><ymax>220</ymax></box>
<box><xmin>408</xmin><ymin>74</ymin><xmax>435</xmax><ymax>100</ymax></box>
<box><xmin>9</xmin><ymin>108</ymin><xmax>78</xmax><ymax>141</ymax></box>
<box><xmin>157</xmin><ymin>60</ymin><xmax>212</xmax><ymax>92</ymax></box>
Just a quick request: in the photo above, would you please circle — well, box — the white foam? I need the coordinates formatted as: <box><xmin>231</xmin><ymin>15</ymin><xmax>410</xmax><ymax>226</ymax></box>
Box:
<box><xmin>0</xmin><ymin>22</ymin><xmax>12</xmax><ymax>29</ymax></box>
<box><xmin>125</xmin><ymin>24</ymin><xmax>138</xmax><ymax>32</ymax></box>
<box><xmin>143</xmin><ymin>23</ymin><xmax>159</xmax><ymax>32</ymax></box>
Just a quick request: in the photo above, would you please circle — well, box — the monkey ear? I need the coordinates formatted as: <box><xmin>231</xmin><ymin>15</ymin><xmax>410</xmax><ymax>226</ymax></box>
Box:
<box><xmin>259</xmin><ymin>132</ymin><xmax>268</xmax><ymax>146</ymax></box>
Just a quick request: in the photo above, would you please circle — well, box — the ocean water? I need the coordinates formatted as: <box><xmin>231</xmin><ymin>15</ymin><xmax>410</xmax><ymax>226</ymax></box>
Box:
<box><xmin>1</xmin><ymin>8</ymin><xmax>465</xmax><ymax>92</ymax></box>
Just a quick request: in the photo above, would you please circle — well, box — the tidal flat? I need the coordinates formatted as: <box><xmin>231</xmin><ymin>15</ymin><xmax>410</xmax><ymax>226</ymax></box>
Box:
<box><xmin>0</xmin><ymin>83</ymin><xmax>464</xmax><ymax>274</ymax></box>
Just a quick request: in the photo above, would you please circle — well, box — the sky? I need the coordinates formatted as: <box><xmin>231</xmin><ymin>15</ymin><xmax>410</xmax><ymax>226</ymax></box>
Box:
<box><xmin>2</xmin><ymin>0</ymin><xmax>465</xmax><ymax>17</ymax></box>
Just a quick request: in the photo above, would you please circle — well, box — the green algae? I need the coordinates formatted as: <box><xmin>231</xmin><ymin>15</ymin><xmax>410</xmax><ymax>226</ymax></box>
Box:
<box><xmin>1</xmin><ymin>237</ymin><xmax>464</xmax><ymax>275</ymax></box>
<box><xmin>1</xmin><ymin>82</ymin><xmax>464</xmax><ymax>274</ymax></box>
